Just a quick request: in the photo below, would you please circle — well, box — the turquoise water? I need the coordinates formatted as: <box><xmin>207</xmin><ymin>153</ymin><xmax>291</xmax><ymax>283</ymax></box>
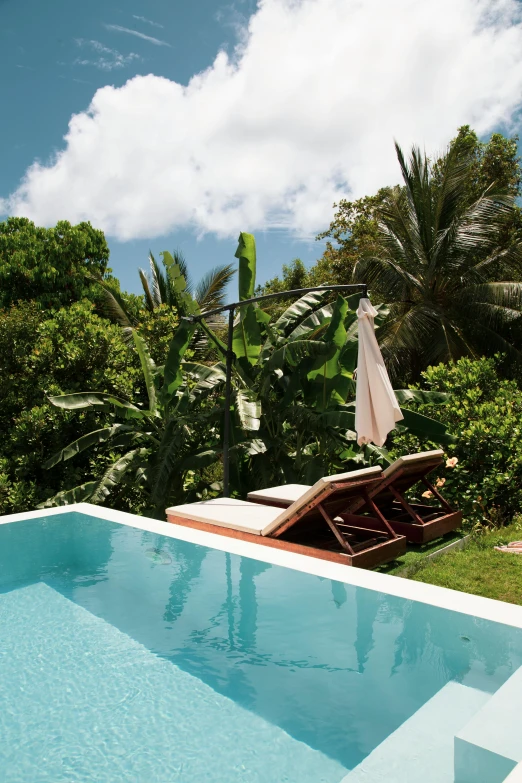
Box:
<box><xmin>1</xmin><ymin>511</ymin><xmax>522</xmax><ymax>782</ymax></box>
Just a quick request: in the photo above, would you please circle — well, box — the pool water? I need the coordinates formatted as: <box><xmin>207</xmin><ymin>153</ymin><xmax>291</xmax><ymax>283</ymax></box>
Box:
<box><xmin>1</xmin><ymin>511</ymin><xmax>522</xmax><ymax>782</ymax></box>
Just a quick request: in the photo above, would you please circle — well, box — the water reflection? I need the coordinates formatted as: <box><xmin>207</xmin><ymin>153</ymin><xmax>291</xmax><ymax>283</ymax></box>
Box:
<box><xmin>331</xmin><ymin>580</ymin><xmax>347</xmax><ymax>609</ymax></box>
<box><xmin>238</xmin><ymin>557</ymin><xmax>271</xmax><ymax>651</ymax></box>
<box><xmin>355</xmin><ymin>588</ymin><xmax>380</xmax><ymax>674</ymax></box>
<box><xmin>162</xmin><ymin>541</ymin><xmax>207</xmax><ymax>627</ymax></box>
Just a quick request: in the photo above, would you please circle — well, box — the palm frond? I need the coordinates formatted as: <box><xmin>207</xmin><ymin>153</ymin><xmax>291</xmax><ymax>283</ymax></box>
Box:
<box><xmin>139</xmin><ymin>268</ymin><xmax>156</xmax><ymax>312</ymax></box>
<box><xmin>170</xmin><ymin>249</ymin><xmax>194</xmax><ymax>298</ymax></box>
<box><xmin>91</xmin><ymin>276</ymin><xmax>135</xmax><ymax>341</ymax></box>
<box><xmin>362</xmin><ymin>138</ymin><xmax>522</xmax><ymax>379</ymax></box>
<box><xmin>195</xmin><ymin>263</ymin><xmax>236</xmax><ymax>311</ymax></box>
<box><xmin>354</xmin><ymin>254</ymin><xmax>422</xmax><ymax>300</ymax></box>
<box><xmin>148</xmin><ymin>251</ymin><xmax>169</xmax><ymax>307</ymax></box>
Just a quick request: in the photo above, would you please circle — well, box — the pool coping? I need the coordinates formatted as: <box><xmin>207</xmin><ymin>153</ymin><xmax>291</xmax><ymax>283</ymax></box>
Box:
<box><xmin>3</xmin><ymin>502</ymin><xmax>522</xmax><ymax>630</ymax></box>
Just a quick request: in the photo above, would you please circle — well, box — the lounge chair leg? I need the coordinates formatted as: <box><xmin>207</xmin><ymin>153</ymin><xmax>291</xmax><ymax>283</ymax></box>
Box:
<box><xmin>388</xmin><ymin>485</ymin><xmax>426</xmax><ymax>525</ymax></box>
<box><xmin>360</xmin><ymin>490</ymin><xmax>398</xmax><ymax>538</ymax></box>
<box><xmin>317</xmin><ymin>504</ymin><xmax>355</xmax><ymax>554</ymax></box>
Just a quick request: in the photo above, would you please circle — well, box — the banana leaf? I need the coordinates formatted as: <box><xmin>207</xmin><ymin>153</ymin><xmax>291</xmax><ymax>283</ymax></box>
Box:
<box><xmin>132</xmin><ymin>331</ymin><xmax>157</xmax><ymax>414</ymax></box>
<box><xmin>89</xmin><ymin>448</ymin><xmax>149</xmax><ymax>504</ymax></box>
<box><xmin>234</xmin><ymin>388</ymin><xmax>261</xmax><ymax>431</ymax></box>
<box><xmin>163</xmin><ymin>319</ymin><xmax>196</xmax><ymax>397</ymax></box>
<box><xmin>317</xmin><ymin>409</ymin><xmax>357</xmax><ymax>433</ymax></box>
<box><xmin>268</xmin><ymin>339</ymin><xmax>333</xmax><ymax>371</ymax></box>
<box><xmin>394</xmin><ymin>389</ymin><xmax>450</xmax><ymax>405</ymax></box>
<box><xmin>305</xmin><ymin>297</ymin><xmax>351</xmax><ymax>409</ymax></box>
<box><xmin>180</xmin><ymin>449</ymin><xmax>221</xmax><ymax>471</ymax></box>
<box><xmin>37</xmin><ymin>481</ymin><xmax>98</xmax><ymax>508</ymax></box>
<box><xmin>397</xmin><ymin>408</ymin><xmax>456</xmax><ymax>445</ymax></box>
<box><xmin>183</xmin><ymin>362</ymin><xmax>227</xmax><ymax>398</ymax></box>
<box><xmin>233</xmin><ymin>303</ymin><xmax>262</xmax><ymax>367</ymax></box>
<box><xmin>274</xmin><ymin>291</ymin><xmax>330</xmax><ymax>335</ymax></box>
<box><xmin>44</xmin><ymin>424</ymin><xmax>135</xmax><ymax>469</ymax></box>
<box><xmin>287</xmin><ymin>305</ymin><xmax>333</xmax><ymax>341</ymax></box>
<box><xmin>235</xmin><ymin>232</ymin><xmax>256</xmax><ymax>301</ymax></box>
<box><xmin>48</xmin><ymin>392</ymin><xmax>140</xmax><ymax>414</ymax></box>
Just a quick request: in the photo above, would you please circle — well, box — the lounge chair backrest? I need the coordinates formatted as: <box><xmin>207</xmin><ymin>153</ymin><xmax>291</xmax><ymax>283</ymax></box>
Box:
<box><xmin>382</xmin><ymin>450</ymin><xmax>444</xmax><ymax>479</ymax></box>
<box><xmin>261</xmin><ymin>465</ymin><xmax>383</xmax><ymax>536</ymax></box>
<box><xmin>343</xmin><ymin>451</ymin><xmax>444</xmax><ymax>514</ymax></box>
<box><xmin>382</xmin><ymin>449</ymin><xmax>443</xmax><ymax>492</ymax></box>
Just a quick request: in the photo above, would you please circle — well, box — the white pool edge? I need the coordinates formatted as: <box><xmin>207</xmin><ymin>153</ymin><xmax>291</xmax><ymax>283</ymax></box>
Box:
<box><xmin>3</xmin><ymin>502</ymin><xmax>522</xmax><ymax>630</ymax></box>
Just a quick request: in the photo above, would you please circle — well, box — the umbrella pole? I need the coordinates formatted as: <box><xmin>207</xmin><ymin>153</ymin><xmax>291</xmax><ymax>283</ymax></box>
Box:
<box><xmin>223</xmin><ymin>307</ymin><xmax>235</xmax><ymax>498</ymax></box>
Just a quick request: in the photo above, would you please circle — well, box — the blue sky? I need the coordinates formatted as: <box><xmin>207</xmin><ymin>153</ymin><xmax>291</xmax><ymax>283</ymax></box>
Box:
<box><xmin>0</xmin><ymin>0</ymin><xmax>324</xmax><ymax>294</ymax></box>
<box><xmin>3</xmin><ymin>0</ymin><xmax>522</xmax><ymax>296</ymax></box>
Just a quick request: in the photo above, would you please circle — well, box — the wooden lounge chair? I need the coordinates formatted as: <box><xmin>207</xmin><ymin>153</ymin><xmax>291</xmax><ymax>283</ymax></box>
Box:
<box><xmin>248</xmin><ymin>450</ymin><xmax>462</xmax><ymax>544</ymax></box>
<box><xmin>166</xmin><ymin>467</ymin><xmax>407</xmax><ymax>568</ymax></box>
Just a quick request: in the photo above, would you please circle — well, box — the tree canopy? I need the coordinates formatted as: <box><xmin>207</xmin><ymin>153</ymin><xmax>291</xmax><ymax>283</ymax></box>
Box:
<box><xmin>0</xmin><ymin>217</ymin><xmax>110</xmax><ymax>309</ymax></box>
<box><xmin>314</xmin><ymin>126</ymin><xmax>522</xmax><ymax>289</ymax></box>
<box><xmin>353</xmin><ymin>141</ymin><xmax>522</xmax><ymax>380</ymax></box>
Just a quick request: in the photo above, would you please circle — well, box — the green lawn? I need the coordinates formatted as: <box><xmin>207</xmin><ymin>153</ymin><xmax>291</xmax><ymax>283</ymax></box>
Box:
<box><xmin>376</xmin><ymin>530</ymin><xmax>465</xmax><ymax>576</ymax></box>
<box><xmin>397</xmin><ymin>519</ymin><xmax>522</xmax><ymax>605</ymax></box>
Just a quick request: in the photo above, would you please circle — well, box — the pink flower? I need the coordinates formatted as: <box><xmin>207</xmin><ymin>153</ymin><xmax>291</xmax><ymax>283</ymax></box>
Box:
<box><xmin>422</xmin><ymin>490</ymin><xmax>433</xmax><ymax>499</ymax></box>
<box><xmin>435</xmin><ymin>477</ymin><xmax>446</xmax><ymax>488</ymax></box>
<box><xmin>446</xmin><ymin>457</ymin><xmax>458</xmax><ymax>468</ymax></box>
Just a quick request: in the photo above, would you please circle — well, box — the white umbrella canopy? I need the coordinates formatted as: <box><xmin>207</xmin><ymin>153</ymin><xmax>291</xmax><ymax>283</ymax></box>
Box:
<box><xmin>355</xmin><ymin>298</ymin><xmax>403</xmax><ymax>447</ymax></box>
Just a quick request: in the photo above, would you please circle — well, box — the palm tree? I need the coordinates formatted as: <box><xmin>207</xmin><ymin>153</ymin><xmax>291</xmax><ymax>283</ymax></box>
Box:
<box><xmin>353</xmin><ymin>142</ymin><xmax>522</xmax><ymax>381</ymax></box>
<box><xmin>140</xmin><ymin>249</ymin><xmax>235</xmax><ymax>316</ymax></box>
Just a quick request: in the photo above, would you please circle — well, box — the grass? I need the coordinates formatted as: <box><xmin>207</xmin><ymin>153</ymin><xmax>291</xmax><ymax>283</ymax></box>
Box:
<box><xmin>398</xmin><ymin>518</ymin><xmax>522</xmax><ymax>605</ymax></box>
<box><xmin>376</xmin><ymin>530</ymin><xmax>465</xmax><ymax>576</ymax></box>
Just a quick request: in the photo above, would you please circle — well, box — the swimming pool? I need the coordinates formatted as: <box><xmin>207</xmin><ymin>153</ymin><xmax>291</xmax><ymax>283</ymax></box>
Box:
<box><xmin>1</xmin><ymin>504</ymin><xmax>522</xmax><ymax>782</ymax></box>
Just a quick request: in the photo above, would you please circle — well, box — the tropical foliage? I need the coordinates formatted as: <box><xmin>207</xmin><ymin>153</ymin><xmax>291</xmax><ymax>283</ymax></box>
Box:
<box><xmin>315</xmin><ymin>126</ymin><xmax>522</xmax><ymax>289</ymax></box>
<box><xmin>0</xmin><ymin>301</ymin><xmax>140</xmax><ymax>514</ymax></box>
<box><xmin>0</xmin><ymin>217</ymin><xmax>111</xmax><ymax>309</ymax></box>
<box><xmin>390</xmin><ymin>356</ymin><xmax>522</xmax><ymax>528</ymax></box>
<box><xmin>39</xmin><ymin>328</ymin><xmax>226</xmax><ymax>517</ymax></box>
<box><xmin>264</xmin><ymin>127</ymin><xmax>522</xmax><ymax>381</ymax></box>
<box><xmin>351</xmin><ymin>141</ymin><xmax>522</xmax><ymax>380</ymax></box>
<box><xmin>203</xmin><ymin>234</ymin><xmax>453</xmax><ymax>493</ymax></box>
<box><xmin>139</xmin><ymin>249</ymin><xmax>235</xmax><ymax>315</ymax></box>
<box><xmin>40</xmin><ymin>233</ymin><xmax>453</xmax><ymax>513</ymax></box>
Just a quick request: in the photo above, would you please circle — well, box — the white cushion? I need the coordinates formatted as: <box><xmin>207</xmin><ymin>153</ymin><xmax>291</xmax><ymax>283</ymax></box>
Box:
<box><xmin>247</xmin><ymin>466</ymin><xmax>382</xmax><ymax>508</ymax></box>
<box><xmin>166</xmin><ymin>497</ymin><xmax>283</xmax><ymax>535</ymax></box>
<box><xmin>168</xmin><ymin>466</ymin><xmax>383</xmax><ymax>538</ymax></box>
<box><xmin>247</xmin><ymin>484</ymin><xmax>310</xmax><ymax>504</ymax></box>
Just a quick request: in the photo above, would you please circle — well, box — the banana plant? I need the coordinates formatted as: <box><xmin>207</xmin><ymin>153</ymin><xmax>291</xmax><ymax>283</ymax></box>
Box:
<box><xmin>40</xmin><ymin>301</ymin><xmax>227</xmax><ymax>516</ymax></box>
<box><xmin>202</xmin><ymin>233</ymin><xmax>455</xmax><ymax>494</ymax></box>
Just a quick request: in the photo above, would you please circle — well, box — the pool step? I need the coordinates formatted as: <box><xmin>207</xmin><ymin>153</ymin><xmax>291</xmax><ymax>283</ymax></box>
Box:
<box><xmin>0</xmin><ymin>582</ymin><xmax>348</xmax><ymax>783</ymax></box>
<box><xmin>341</xmin><ymin>681</ymin><xmax>490</xmax><ymax>782</ymax></box>
<box><xmin>454</xmin><ymin>665</ymin><xmax>522</xmax><ymax>783</ymax></box>
<box><xmin>503</xmin><ymin>762</ymin><xmax>522</xmax><ymax>782</ymax></box>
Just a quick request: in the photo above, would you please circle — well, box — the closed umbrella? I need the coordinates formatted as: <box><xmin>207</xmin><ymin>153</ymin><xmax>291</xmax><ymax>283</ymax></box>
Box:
<box><xmin>355</xmin><ymin>298</ymin><xmax>403</xmax><ymax>446</ymax></box>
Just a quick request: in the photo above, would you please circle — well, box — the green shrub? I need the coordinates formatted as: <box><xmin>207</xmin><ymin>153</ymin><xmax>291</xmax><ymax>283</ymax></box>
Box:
<box><xmin>0</xmin><ymin>217</ymin><xmax>111</xmax><ymax>309</ymax></box>
<box><xmin>390</xmin><ymin>356</ymin><xmax>522</xmax><ymax>527</ymax></box>
<box><xmin>0</xmin><ymin>300</ymin><xmax>141</xmax><ymax>514</ymax></box>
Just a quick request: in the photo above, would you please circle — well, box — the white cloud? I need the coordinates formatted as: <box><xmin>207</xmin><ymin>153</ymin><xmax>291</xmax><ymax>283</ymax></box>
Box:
<box><xmin>74</xmin><ymin>39</ymin><xmax>140</xmax><ymax>71</ymax></box>
<box><xmin>103</xmin><ymin>24</ymin><xmax>171</xmax><ymax>47</ymax></box>
<box><xmin>132</xmin><ymin>15</ymin><xmax>164</xmax><ymax>29</ymax></box>
<box><xmin>4</xmin><ymin>0</ymin><xmax>522</xmax><ymax>241</ymax></box>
